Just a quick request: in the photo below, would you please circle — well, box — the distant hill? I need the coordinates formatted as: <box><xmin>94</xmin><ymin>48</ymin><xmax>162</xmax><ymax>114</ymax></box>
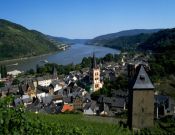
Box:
<box><xmin>90</xmin><ymin>29</ymin><xmax>161</xmax><ymax>41</ymax></box>
<box><xmin>0</xmin><ymin>19</ymin><xmax>62</xmax><ymax>61</ymax></box>
<box><xmin>47</xmin><ymin>35</ymin><xmax>90</xmax><ymax>44</ymax></box>
<box><xmin>47</xmin><ymin>36</ymin><xmax>72</xmax><ymax>44</ymax></box>
<box><xmin>87</xmin><ymin>29</ymin><xmax>162</xmax><ymax>50</ymax></box>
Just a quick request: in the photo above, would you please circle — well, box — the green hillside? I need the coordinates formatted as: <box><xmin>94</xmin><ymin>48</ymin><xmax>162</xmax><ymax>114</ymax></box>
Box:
<box><xmin>0</xmin><ymin>19</ymin><xmax>60</xmax><ymax>61</ymax></box>
<box><xmin>87</xmin><ymin>29</ymin><xmax>161</xmax><ymax>51</ymax></box>
<box><xmin>139</xmin><ymin>28</ymin><xmax>175</xmax><ymax>76</ymax></box>
<box><xmin>96</xmin><ymin>33</ymin><xmax>151</xmax><ymax>51</ymax></box>
<box><xmin>139</xmin><ymin>28</ymin><xmax>175</xmax><ymax>51</ymax></box>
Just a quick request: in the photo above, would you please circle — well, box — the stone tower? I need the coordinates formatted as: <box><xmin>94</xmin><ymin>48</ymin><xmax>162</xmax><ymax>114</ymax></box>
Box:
<box><xmin>128</xmin><ymin>65</ymin><xmax>154</xmax><ymax>129</ymax></box>
<box><xmin>90</xmin><ymin>53</ymin><xmax>102</xmax><ymax>92</ymax></box>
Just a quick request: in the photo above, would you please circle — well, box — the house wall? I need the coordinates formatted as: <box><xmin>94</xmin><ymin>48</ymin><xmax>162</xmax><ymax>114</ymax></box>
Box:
<box><xmin>54</xmin><ymin>84</ymin><xmax>62</xmax><ymax>92</ymax></box>
<box><xmin>132</xmin><ymin>90</ymin><xmax>154</xmax><ymax>129</ymax></box>
<box><xmin>38</xmin><ymin>79</ymin><xmax>52</xmax><ymax>87</ymax></box>
<box><xmin>84</xmin><ymin>109</ymin><xmax>95</xmax><ymax>115</ymax></box>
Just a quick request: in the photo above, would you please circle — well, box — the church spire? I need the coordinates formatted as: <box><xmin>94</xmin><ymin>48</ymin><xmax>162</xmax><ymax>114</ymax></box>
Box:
<box><xmin>91</xmin><ymin>52</ymin><xmax>97</xmax><ymax>69</ymax></box>
<box><xmin>53</xmin><ymin>66</ymin><xmax>58</xmax><ymax>79</ymax></box>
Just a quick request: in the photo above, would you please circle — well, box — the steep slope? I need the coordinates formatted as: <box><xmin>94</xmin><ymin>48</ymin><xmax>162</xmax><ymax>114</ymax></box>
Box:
<box><xmin>0</xmin><ymin>19</ymin><xmax>60</xmax><ymax>61</ymax></box>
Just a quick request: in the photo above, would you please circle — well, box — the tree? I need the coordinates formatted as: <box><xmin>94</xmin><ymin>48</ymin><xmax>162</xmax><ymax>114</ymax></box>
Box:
<box><xmin>0</xmin><ymin>81</ymin><xmax>5</xmax><ymax>88</ymax></box>
<box><xmin>12</xmin><ymin>79</ymin><xmax>20</xmax><ymax>85</ymax></box>
<box><xmin>0</xmin><ymin>65</ymin><xmax>7</xmax><ymax>78</ymax></box>
<box><xmin>26</xmin><ymin>69</ymin><xmax>35</xmax><ymax>75</ymax></box>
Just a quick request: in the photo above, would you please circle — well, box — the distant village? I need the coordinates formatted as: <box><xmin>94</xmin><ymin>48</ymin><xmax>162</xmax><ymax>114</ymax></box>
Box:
<box><xmin>0</xmin><ymin>52</ymin><xmax>175</xmax><ymax>129</ymax></box>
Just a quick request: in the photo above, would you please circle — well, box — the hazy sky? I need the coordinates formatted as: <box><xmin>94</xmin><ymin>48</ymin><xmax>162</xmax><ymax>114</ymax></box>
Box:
<box><xmin>0</xmin><ymin>0</ymin><xmax>175</xmax><ymax>38</ymax></box>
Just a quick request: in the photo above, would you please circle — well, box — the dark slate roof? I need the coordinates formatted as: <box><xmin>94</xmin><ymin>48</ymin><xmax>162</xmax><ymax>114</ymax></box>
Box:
<box><xmin>42</xmin><ymin>96</ymin><xmax>53</xmax><ymax>104</ymax></box>
<box><xmin>37</xmin><ymin>85</ymin><xmax>49</xmax><ymax>93</ymax></box>
<box><xmin>111</xmin><ymin>89</ymin><xmax>128</xmax><ymax>97</ymax></box>
<box><xmin>84</xmin><ymin>101</ymin><xmax>97</xmax><ymax>110</ymax></box>
<box><xmin>98</xmin><ymin>96</ymin><xmax>111</xmax><ymax>104</ymax></box>
<box><xmin>14</xmin><ymin>98</ymin><xmax>23</xmax><ymax>106</ymax></box>
<box><xmin>27</xmin><ymin>82</ymin><xmax>35</xmax><ymax>90</ymax></box>
<box><xmin>133</xmin><ymin>65</ymin><xmax>154</xmax><ymax>90</ymax></box>
<box><xmin>63</xmin><ymin>97</ymin><xmax>72</xmax><ymax>103</ymax></box>
<box><xmin>50</xmin><ymin>80</ymin><xmax>59</xmax><ymax>87</ymax></box>
<box><xmin>154</xmin><ymin>95</ymin><xmax>169</xmax><ymax>104</ymax></box>
<box><xmin>111</xmin><ymin>97</ymin><xmax>125</xmax><ymax>108</ymax></box>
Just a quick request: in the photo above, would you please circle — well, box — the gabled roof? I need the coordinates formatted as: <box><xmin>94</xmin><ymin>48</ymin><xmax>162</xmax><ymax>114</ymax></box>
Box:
<box><xmin>133</xmin><ymin>65</ymin><xmax>154</xmax><ymax>90</ymax></box>
<box><xmin>111</xmin><ymin>97</ymin><xmax>125</xmax><ymax>108</ymax></box>
<box><xmin>84</xmin><ymin>101</ymin><xmax>97</xmax><ymax>110</ymax></box>
<box><xmin>61</xmin><ymin>104</ymin><xmax>73</xmax><ymax>112</ymax></box>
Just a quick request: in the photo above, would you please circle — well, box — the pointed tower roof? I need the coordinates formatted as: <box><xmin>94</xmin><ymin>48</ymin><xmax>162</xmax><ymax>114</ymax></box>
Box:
<box><xmin>91</xmin><ymin>52</ymin><xmax>97</xmax><ymax>69</ymax></box>
<box><xmin>53</xmin><ymin>66</ymin><xmax>57</xmax><ymax>79</ymax></box>
<box><xmin>133</xmin><ymin>65</ymin><xmax>154</xmax><ymax>90</ymax></box>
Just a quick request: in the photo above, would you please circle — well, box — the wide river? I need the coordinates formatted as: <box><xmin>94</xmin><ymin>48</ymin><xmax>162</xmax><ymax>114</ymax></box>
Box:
<box><xmin>4</xmin><ymin>43</ymin><xmax>120</xmax><ymax>71</ymax></box>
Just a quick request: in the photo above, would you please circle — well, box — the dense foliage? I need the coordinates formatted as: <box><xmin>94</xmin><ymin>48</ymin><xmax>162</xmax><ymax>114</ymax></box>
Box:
<box><xmin>0</xmin><ymin>65</ymin><xmax>7</xmax><ymax>78</ymax></box>
<box><xmin>139</xmin><ymin>28</ymin><xmax>175</xmax><ymax>51</ymax></box>
<box><xmin>91</xmin><ymin>74</ymin><xmax>128</xmax><ymax>99</ymax></box>
<box><xmin>0</xmin><ymin>19</ymin><xmax>60</xmax><ymax>61</ymax></box>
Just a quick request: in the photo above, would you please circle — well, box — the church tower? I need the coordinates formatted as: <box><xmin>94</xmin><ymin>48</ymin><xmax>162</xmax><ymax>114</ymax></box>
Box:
<box><xmin>90</xmin><ymin>53</ymin><xmax>102</xmax><ymax>92</ymax></box>
<box><xmin>128</xmin><ymin>65</ymin><xmax>154</xmax><ymax>129</ymax></box>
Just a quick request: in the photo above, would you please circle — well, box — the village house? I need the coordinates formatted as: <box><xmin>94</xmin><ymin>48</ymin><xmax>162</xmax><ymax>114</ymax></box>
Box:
<box><xmin>7</xmin><ymin>70</ymin><xmax>22</xmax><ymax>77</ymax></box>
<box><xmin>98</xmin><ymin>95</ymin><xmax>126</xmax><ymax>116</ymax></box>
<box><xmin>155</xmin><ymin>95</ymin><xmax>175</xmax><ymax>118</ymax></box>
<box><xmin>37</xmin><ymin>76</ymin><xmax>52</xmax><ymax>87</ymax></box>
<box><xmin>83</xmin><ymin>101</ymin><xmax>99</xmax><ymax>115</ymax></box>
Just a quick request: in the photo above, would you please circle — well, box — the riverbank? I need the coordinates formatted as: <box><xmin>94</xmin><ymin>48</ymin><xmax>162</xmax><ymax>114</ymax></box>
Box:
<box><xmin>0</xmin><ymin>52</ymin><xmax>57</xmax><ymax>64</ymax></box>
<box><xmin>0</xmin><ymin>45</ymin><xmax>71</xmax><ymax>64</ymax></box>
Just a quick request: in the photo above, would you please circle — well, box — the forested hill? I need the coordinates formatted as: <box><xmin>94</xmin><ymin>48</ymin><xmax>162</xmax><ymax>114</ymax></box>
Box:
<box><xmin>87</xmin><ymin>29</ymin><xmax>161</xmax><ymax>50</ymax></box>
<box><xmin>139</xmin><ymin>28</ymin><xmax>175</xmax><ymax>79</ymax></box>
<box><xmin>91</xmin><ymin>29</ymin><xmax>161</xmax><ymax>41</ymax></box>
<box><xmin>0</xmin><ymin>19</ymin><xmax>61</xmax><ymax>61</ymax></box>
<box><xmin>139</xmin><ymin>28</ymin><xmax>175</xmax><ymax>52</ymax></box>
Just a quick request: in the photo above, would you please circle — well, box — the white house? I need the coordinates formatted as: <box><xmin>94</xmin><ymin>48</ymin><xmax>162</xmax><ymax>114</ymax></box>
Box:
<box><xmin>83</xmin><ymin>101</ymin><xmax>98</xmax><ymax>115</ymax></box>
<box><xmin>37</xmin><ymin>92</ymin><xmax>49</xmax><ymax>100</ymax></box>
<box><xmin>7</xmin><ymin>70</ymin><xmax>22</xmax><ymax>77</ymax></box>
<box><xmin>37</xmin><ymin>76</ymin><xmax>52</xmax><ymax>87</ymax></box>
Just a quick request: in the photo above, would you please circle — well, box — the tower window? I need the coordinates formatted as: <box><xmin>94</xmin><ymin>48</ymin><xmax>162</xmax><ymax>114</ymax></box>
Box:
<box><xmin>95</xmin><ymin>84</ymin><xmax>99</xmax><ymax>88</ymax></box>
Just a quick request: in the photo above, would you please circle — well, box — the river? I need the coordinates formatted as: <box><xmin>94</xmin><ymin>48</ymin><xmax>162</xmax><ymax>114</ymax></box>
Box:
<box><xmin>3</xmin><ymin>43</ymin><xmax>120</xmax><ymax>71</ymax></box>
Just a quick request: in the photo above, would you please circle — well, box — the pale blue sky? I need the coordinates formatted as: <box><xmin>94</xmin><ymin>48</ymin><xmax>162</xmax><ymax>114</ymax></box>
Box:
<box><xmin>0</xmin><ymin>0</ymin><xmax>175</xmax><ymax>38</ymax></box>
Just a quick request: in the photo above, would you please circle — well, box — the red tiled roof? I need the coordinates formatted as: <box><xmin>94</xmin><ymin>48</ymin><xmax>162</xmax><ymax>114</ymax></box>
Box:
<box><xmin>61</xmin><ymin>104</ymin><xmax>74</xmax><ymax>112</ymax></box>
